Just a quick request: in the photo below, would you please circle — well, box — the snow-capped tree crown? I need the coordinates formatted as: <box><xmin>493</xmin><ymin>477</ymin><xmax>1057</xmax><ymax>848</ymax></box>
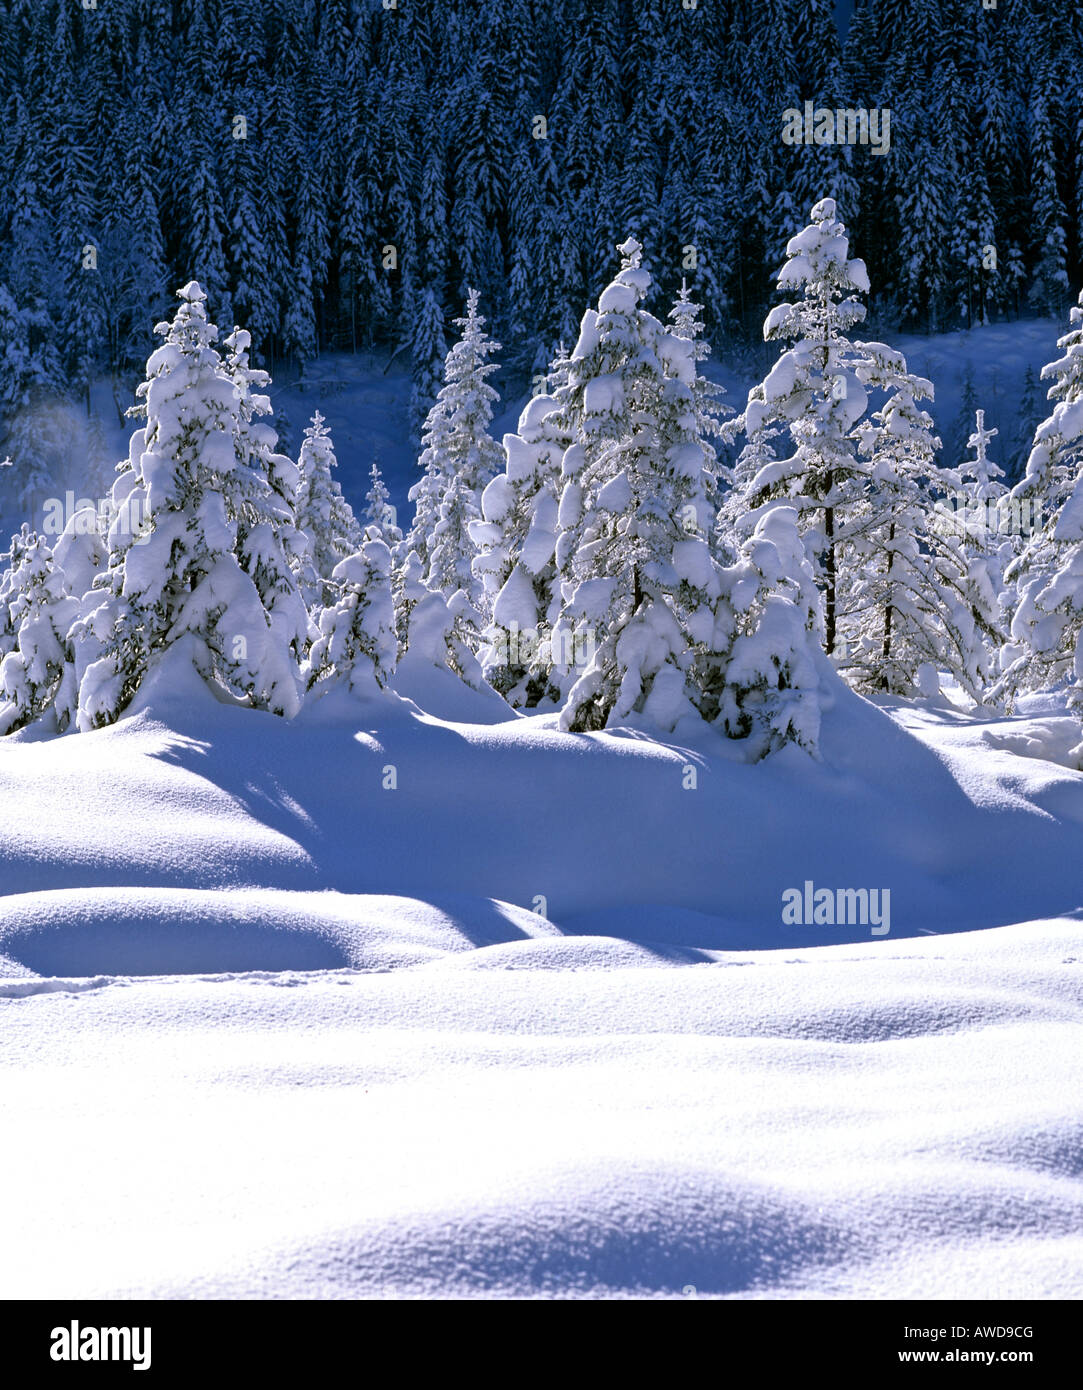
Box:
<box><xmin>73</xmin><ymin>281</ymin><xmax>306</xmax><ymax>728</ymax></box>
<box><xmin>407</xmin><ymin>287</ymin><xmax>504</xmax><ymax>609</ymax></box>
<box><xmin>295</xmin><ymin>410</ymin><xmax>362</xmax><ymax>610</ymax></box>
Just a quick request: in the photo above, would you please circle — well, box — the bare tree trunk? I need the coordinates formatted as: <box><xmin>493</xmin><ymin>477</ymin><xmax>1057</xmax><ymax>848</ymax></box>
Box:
<box><xmin>881</xmin><ymin>523</ymin><xmax>896</xmax><ymax>688</ymax></box>
<box><xmin>824</xmin><ymin>493</ymin><xmax>836</xmax><ymax>656</ymax></box>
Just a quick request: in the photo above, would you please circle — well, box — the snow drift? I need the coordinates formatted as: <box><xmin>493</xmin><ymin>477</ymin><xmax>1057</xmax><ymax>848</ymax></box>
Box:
<box><xmin>2</xmin><ymin>667</ymin><xmax>1082</xmax><ymax>1300</ymax></box>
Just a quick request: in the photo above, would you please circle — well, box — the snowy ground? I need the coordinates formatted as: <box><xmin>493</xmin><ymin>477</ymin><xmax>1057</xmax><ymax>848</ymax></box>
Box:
<box><xmin>2</xmin><ymin>319</ymin><xmax>1080</xmax><ymax>1300</ymax></box>
<box><xmin>4</xmin><ymin>921</ymin><xmax>1082</xmax><ymax>1300</ymax></box>
<box><xmin>2</xmin><ymin>665</ymin><xmax>1082</xmax><ymax>1299</ymax></box>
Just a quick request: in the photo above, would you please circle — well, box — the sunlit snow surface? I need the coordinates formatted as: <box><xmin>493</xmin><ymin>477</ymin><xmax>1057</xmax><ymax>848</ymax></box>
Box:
<box><xmin>2</xmin><ymin>665</ymin><xmax>1081</xmax><ymax>1298</ymax></box>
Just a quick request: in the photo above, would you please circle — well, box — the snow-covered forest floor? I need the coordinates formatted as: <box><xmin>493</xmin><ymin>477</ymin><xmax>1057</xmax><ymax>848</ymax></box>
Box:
<box><xmin>2</xmin><ymin>648</ymin><xmax>1082</xmax><ymax>1298</ymax></box>
<box><xmin>3</xmin><ymin>313</ymin><xmax>1083</xmax><ymax>1300</ymax></box>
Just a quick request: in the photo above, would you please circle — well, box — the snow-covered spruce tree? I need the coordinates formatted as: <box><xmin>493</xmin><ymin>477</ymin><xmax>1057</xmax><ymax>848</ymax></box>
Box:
<box><xmin>740</xmin><ymin>198</ymin><xmax>873</xmax><ymax>658</ymax></box>
<box><xmin>995</xmin><ymin>289</ymin><xmax>1083</xmax><ymax>727</ymax></box>
<box><xmin>469</xmin><ymin>360</ymin><xmax>573</xmax><ymax>707</ymax></box>
<box><xmin>840</xmin><ymin>352</ymin><xmax>1001</xmax><ymax>701</ymax></box>
<box><xmin>551</xmin><ymin>238</ymin><xmax>720</xmax><ymax>733</ymax></box>
<box><xmin>696</xmin><ymin>504</ymin><xmax>825</xmax><ymax>759</ymax></box>
<box><xmin>408</xmin><ymin>286</ymin><xmax>448</xmax><ymax>441</ymax></box>
<box><xmin>391</xmin><ymin>547</ymin><xmax>484</xmax><ymax>688</ymax></box>
<box><xmin>404</xmin><ymin>288</ymin><xmax>503</xmax><ymax>668</ymax></box>
<box><xmin>364</xmin><ymin>460</ymin><xmax>401</xmax><ymax>545</ymax></box>
<box><xmin>0</xmin><ymin>524</ymin><xmax>37</xmax><ymax>664</ymax></box>
<box><xmin>962</xmin><ymin>410</ymin><xmax>1006</xmax><ymax>508</ymax></box>
<box><xmin>666</xmin><ymin>278</ymin><xmax>734</xmax><ymax>506</ymax></box>
<box><xmin>223</xmin><ymin>328</ymin><xmax>312</xmax><ymax>667</ymax></box>
<box><xmin>957</xmin><ymin>409</ymin><xmax>1017</xmax><ymax>635</ymax></box>
<box><xmin>1014</xmin><ymin>366</ymin><xmax>1043</xmax><ymax>479</ymax></box>
<box><xmin>52</xmin><ymin>505</ymin><xmax>109</xmax><ymax>604</ymax></box>
<box><xmin>294</xmin><ymin>411</ymin><xmax>362</xmax><ymax>611</ymax></box>
<box><xmin>405</xmin><ymin>287</ymin><xmax>503</xmax><ymax>591</ymax></box>
<box><xmin>391</xmin><ymin>548</ymin><xmax>425</xmax><ymax>661</ymax></box>
<box><xmin>946</xmin><ymin>366</ymin><xmax>980</xmax><ymax>473</ymax></box>
<box><xmin>0</xmin><ymin>531</ymin><xmax>79</xmax><ymax>736</ymax></box>
<box><xmin>716</xmin><ymin>425</ymin><xmax>785</xmax><ymax>560</ymax></box>
<box><xmin>74</xmin><ymin>282</ymin><xmax>305</xmax><ymax>729</ymax></box>
<box><xmin>307</xmin><ymin>528</ymin><xmax>398</xmax><ymax>698</ymax></box>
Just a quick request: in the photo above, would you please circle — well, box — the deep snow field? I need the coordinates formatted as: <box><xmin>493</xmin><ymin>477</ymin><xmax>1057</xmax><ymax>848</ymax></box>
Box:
<box><xmin>2</xmin><ymin>320</ymin><xmax>1082</xmax><ymax>1300</ymax></box>
<box><xmin>2</xmin><ymin>654</ymin><xmax>1082</xmax><ymax>1299</ymax></box>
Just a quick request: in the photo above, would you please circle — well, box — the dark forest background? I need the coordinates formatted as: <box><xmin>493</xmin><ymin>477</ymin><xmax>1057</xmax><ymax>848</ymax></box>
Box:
<box><xmin>0</xmin><ymin>0</ymin><xmax>1080</xmax><ymax>441</ymax></box>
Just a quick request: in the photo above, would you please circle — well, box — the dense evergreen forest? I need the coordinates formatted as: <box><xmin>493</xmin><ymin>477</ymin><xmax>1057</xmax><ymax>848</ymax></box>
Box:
<box><xmin>0</xmin><ymin>0</ymin><xmax>1080</xmax><ymax>444</ymax></box>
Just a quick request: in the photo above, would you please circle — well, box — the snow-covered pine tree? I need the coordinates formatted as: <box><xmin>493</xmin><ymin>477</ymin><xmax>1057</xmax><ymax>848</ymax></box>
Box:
<box><xmin>715</xmin><ymin>425</ymin><xmax>784</xmax><ymax>560</ymax></box>
<box><xmin>551</xmin><ymin>237</ymin><xmax>718</xmax><ymax>732</ymax></box>
<box><xmin>1027</xmin><ymin>84</ymin><xmax>1070</xmax><ymax>318</ymax></box>
<box><xmin>99</xmin><ymin>135</ymin><xmax>171</xmax><ymax>380</ymax></box>
<box><xmin>391</xmin><ymin>548</ymin><xmax>425</xmax><ymax>661</ymax></box>
<box><xmin>364</xmin><ymin>460</ymin><xmax>401</xmax><ymax>545</ymax></box>
<box><xmin>996</xmin><ymin>289</ymin><xmax>1083</xmax><ymax>732</ymax></box>
<box><xmin>1014</xmin><ymin>366</ymin><xmax>1043</xmax><ymax>483</ymax></box>
<box><xmin>405</xmin><ymin>287</ymin><xmax>503</xmax><ymax>594</ymax></box>
<box><xmin>469</xmin><ymin>382</ymin><xmax>570</xmax><ymax>706</ymax></box>
<box><xmin>0</xmin><ymin>524</ymin><xmax>37</xmax><ymax>665</ymax></box>
<box><xmin>294</xmin><ymin>411</ymin><xmax>362</xmax><ymax>611</ymax></box>
<box><xmin>894</xmin><ymin>127</ymin><xmax>952</xmax><ymax>331</ymax></box>
<box><xmin>957</xmin><ymin>410</ymin><xmax>1016</xmax><ymax>685</ymax></box>
<box><xmin>391</xmin><ymin>547</ymin><xmax>484</xmax><ymax>689</ymax></box>
<box><xmin>0</xmin><ymin>531</ymin><xmax>80</xmax><ymax>736</ymax></box>
<box><xmin>740</xmin><ymin>198</ymin><xmax>873</xmax><ymax>658</ymax></box>
<box><xmin>959</xmin><ymin>410</ymin><xmax>1016</xmax><ymax>574</ymax></box>
<box><xmin>667</xmin><ymin>278</ymin><xmax>734</xmax><ymax>507</ymax></box>
<box><xmin>506</xmin><ymin>140</ymin><xmax>567</xmax><ymax>366</ymax></box>
<box><xmin>74</xmin><ymin>282</ymin><xmax>305</xmax><ymax>729</ymax></box>
<box><xmin>840</xmin><ymin>351</ymin><xmax>1001</xmax><ymax>701</ymax></box>
<box><xmin>696</xmin><ymin>505</ymin><xmax>825</xmax><ymax>760</ymax></box>
<box><xmin>223</xmin><ymin>328</ymin><xmax>311</xmax><ymax>667</ymax></box>
<box><xmin>947</xmin><ymin>366</ymin><xmax>980</xmax><ymax>473</ymax></box>
<box><xmin>408</xmin><ymin>286</ymin><xmax>447</xmax><ymax>440</ymax></box>
<box><xmin>55</xmin><ymin>131</ymin><xmax>108</xmax><ymax>413</ymax></box>
<box><xmin>962</xmin><ymin>410</ymin><xmax>1005</xmax><ymax>505</ymax></box>
<box><xmin>307</xmin><ymin>528</ymin><xmax>398</xmax><ymax>698</ymax></box>
<box><xmin>52</xmin><ymin>506</ymin><xmax>109</xmax><ymax>604</ymax></box>
<box><xmin>281</xmin><ymin>150</ymin><xmax>326</xmax><ymax>365</ymax></box>
<box><xmin>188</xmin><ymin>155</ymin><xmax>233</xmax><ymax>331</ymax></box>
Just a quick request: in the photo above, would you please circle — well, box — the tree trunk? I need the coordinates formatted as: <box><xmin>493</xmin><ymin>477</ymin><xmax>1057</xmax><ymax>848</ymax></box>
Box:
<box><xmin>824</xmin><ymin>492</ymin><xmax>836</xmax><ymax>656</ymax></box>
<box><xmin>880</xmin><ymin>521</ymin><xmax>896</xmax><ymax>690</ymax></box>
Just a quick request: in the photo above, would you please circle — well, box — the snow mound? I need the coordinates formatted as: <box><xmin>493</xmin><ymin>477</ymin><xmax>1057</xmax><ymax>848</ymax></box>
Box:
<box><xmin>389</xmin><ymin>653</ymin><xmax>517</xmax><ymax>724</ymax></box>
<box><xmin>4</xmin><ymin>678</ymin><xmax>1083</xmax><ymax>947</ymax></box>
<box><xmin>0</xmin><ymin>888</ymin><xmax>558</xmax><ymax>979</ymax></box>
<box><xmin>978</xmin><ymin>716</ymin><xmax>1082</xmax><ymax>772</ymax></box>
<box><xmin>412</xmin><ymin>935</ymin><xmax>712</xmax><ymax>972</ymax></box>
<box><xmin>159</xmin><ymin>1163</ymin><xmax>853</xmax><ymax>1300</ymax></box>
<box><xmin>4</xmin><ymin>920</ymin><xmax>1080</xmax><ymax>1299</ymax></box>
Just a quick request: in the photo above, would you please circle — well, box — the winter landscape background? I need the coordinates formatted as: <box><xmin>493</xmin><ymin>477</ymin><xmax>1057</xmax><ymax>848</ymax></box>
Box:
<box><xmin>2</xmin><ymin>0</ymin><xmax>1083</xmax><ymax>1303</ymax></box>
